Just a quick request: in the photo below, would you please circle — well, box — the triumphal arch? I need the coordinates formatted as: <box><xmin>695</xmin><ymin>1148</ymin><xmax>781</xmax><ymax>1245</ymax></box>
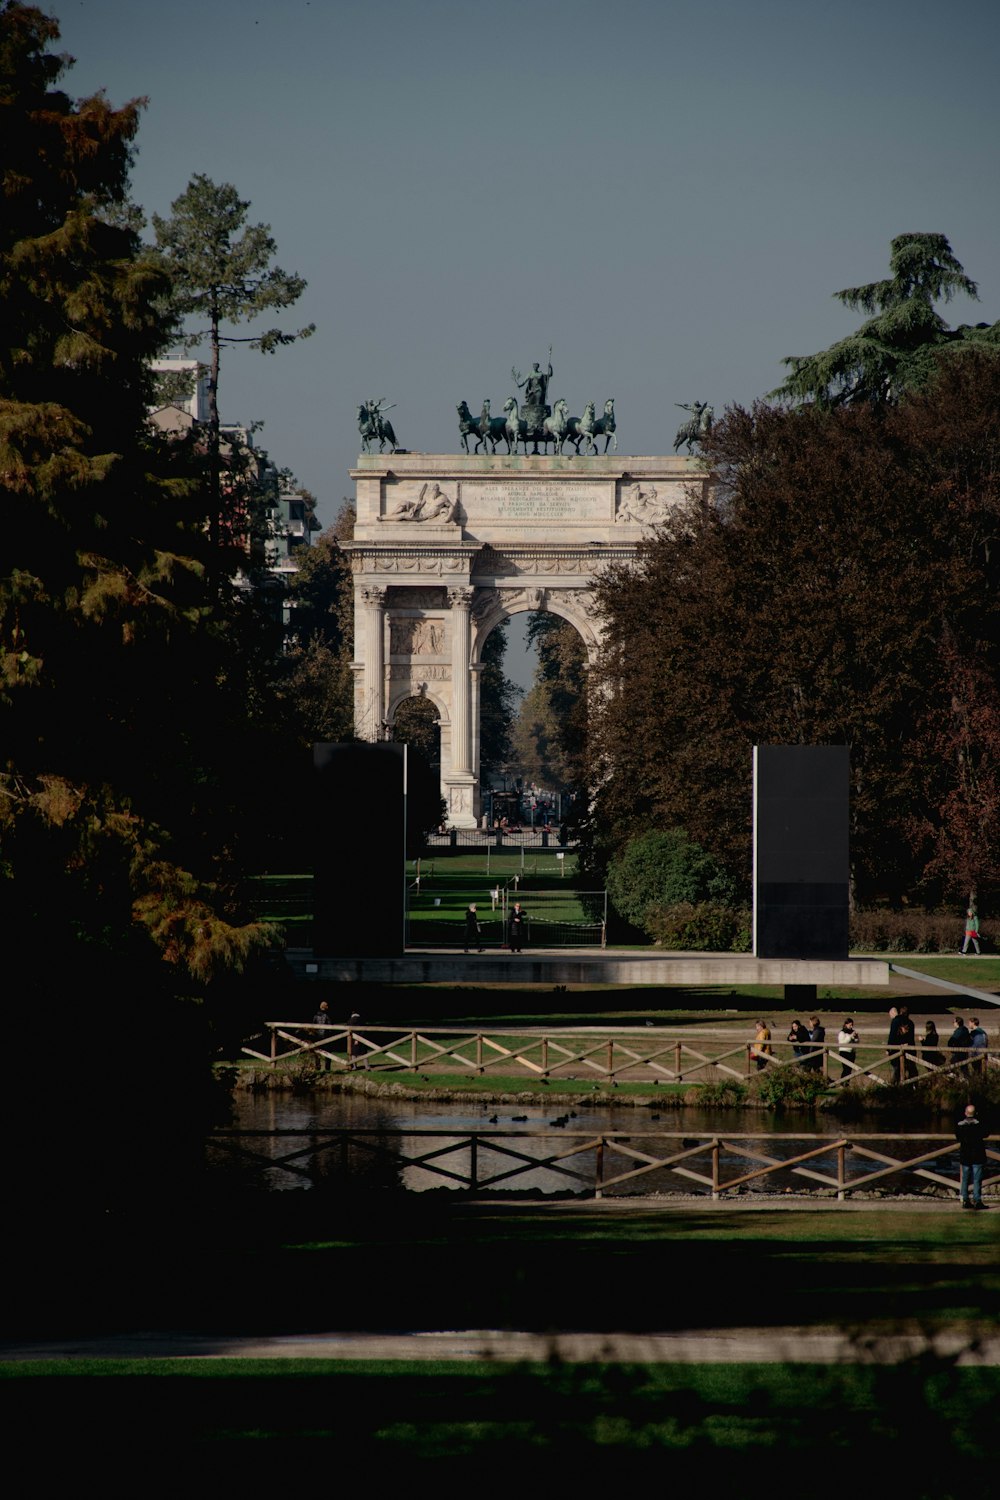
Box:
<box><xmin>346</xmin><ymin>452</ymin><xmax>710</xmax><ymax>826</ymax></box>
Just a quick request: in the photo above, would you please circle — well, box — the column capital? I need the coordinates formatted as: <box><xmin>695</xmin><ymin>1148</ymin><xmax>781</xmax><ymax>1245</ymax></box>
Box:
<box><xmin>447</xmin><ymin>586</ymin><xmax>475</xmax><ymax>609</ymax></box>
<box><xmin>360</xmin><ymin>585</ymin><xmax>387</xmax><ymax>607</ymax></box>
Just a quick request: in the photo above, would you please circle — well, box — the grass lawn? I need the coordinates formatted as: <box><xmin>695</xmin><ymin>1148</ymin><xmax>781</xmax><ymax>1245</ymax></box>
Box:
<box><xmin>4</xmin><ymin>1203</ymin><xmax>999</xmax><ymax>1477</ymax></box>
<box><xmin>3</xmin><ymin>1357</ymin><xmax>999</xmax><ymax>1482</ymax></box>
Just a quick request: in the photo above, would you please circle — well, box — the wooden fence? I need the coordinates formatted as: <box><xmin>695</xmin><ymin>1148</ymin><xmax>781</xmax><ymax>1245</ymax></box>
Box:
<box><xmin>207</xmin><ymin>1127</ymin><xmax>1000</xmax><ymax>1201</ymax></box>
<box><xmin>241</xmin><ymin>1023</ymin><xmax>995</xmax><ymax>1089</ymax></box>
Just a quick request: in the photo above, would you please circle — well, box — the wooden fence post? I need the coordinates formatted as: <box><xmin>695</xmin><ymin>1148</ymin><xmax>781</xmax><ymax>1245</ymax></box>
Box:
<box><xmin>837</xmin><ymin>1142</ymin><xmax>846</xmax><ymax>1201</ymax></box>
<box><xmin>712</xmin><ymin>1139</ymin><xmax>720</xmax><ymax>1201</ymax></box>
<box><xmin>477</xmin><ymin>1034</ymin><xmax>484</xmax><ymax>1075</ymax></box>
<box><xmin>607</xmin><ymin>1038</ymin><xmax>614</xmax><ymax>1084</ymax></box>
<box><xmin>270</xmin><ymin>1025</ymin><xmax>276</xmax><ymax>1067</ymax></box>
<box><xmin>541</xmin><ymin>1036</ymin><xmax>549</xmax><ymax>1078</ymax></box>
<box><xmin>595</xmin><ymin>1137</ymin><xmax>604</xmax><ymax>1200</ymax></box>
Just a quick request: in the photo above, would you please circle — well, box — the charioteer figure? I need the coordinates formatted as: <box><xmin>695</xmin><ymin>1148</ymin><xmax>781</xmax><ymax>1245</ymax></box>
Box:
<box><xmin>512</xmin><ymin>349</ymin><xmax>553</xmax><ymax>453</ymax></box>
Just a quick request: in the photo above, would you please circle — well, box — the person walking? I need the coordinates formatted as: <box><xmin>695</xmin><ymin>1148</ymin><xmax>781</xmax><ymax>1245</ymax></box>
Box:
<box><xmin>837</xmin><ymin>1018</ymin><xmax>860</xmax><ymax>1082</ymax></box>
<box><xmin>464</xmin><ymin>903</ymin><xmax>483</xmax><ymax>953</ymax></box>
<box><xmin>956</xmin><ymin>1103</ymin><xmax>990</xmax><ymax>1209</ymax></box>
<box><xmin>961</xmin><ymin>907</ymin><xmax>981</xmax><ymax>954</ymax></box>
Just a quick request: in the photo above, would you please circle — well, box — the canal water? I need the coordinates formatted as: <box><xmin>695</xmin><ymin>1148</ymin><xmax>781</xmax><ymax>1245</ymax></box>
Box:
<box><xmin>210</xmin><ymin>1094</ymin><xmax>944</xmax><ymax>1197</ymax></box>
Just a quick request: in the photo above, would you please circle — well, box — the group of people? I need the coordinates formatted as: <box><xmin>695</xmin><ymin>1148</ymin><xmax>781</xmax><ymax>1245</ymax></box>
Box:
<box><xmin>463</xmin><ymin>900</ymin><xmax>529</xmax><ymax>953</ymax></box>
<box><xmin>751</xmin><ymin>1010</ymin><xmax>991</xmax><ymax>1084</ymax></box>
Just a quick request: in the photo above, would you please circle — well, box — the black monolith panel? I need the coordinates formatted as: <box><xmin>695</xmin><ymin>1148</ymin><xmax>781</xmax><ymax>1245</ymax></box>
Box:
<box><xmin>754</xmin><ymin>745</ymin><xmax>849</xmax><ymax>960</ymax></box>
<box><xmin>312</xmin><ymin>742</ymin><xmax>405</xmax><ymax>956</ymax></box>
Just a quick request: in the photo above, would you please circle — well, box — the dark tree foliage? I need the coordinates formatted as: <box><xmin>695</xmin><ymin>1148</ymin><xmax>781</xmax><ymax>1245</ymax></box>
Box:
<box><xmin>591</xmin><ymin>352</ymin><xmax>1000</xmax><ymax>906</ymax></box>
<box><xmin>513</xmin><ymin>613</ymin><xmax>589</xmax><ymax>798</ymax></box>
<box><xmin>274</xmin><ymin>503</ymin><xmax>356</xmax><ymax>748</ymax></box>
<box><xmin>772</xmin><ymin>233</ymin><xmax>998</xmax><ymax>408</ymax></box>
<box><xmin>0</xmin><ymin>3</ymin><xmax>281</xmax><ymax>1216</ymax></box>
<box><xmin>0</xmin><ymin>3</ymin><xmax>273</xmax><ymax>980</ymax></box>
<box><xmin>478</xmin><ymin>620</ymin><xmax>521</xmax><ymax>785</ymax></box>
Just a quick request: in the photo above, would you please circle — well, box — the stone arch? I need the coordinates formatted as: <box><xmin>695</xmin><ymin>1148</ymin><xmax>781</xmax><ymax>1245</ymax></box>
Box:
<box><xmin>471</xmin><ymin>587</ymin><xmax>601</xmax><ymax>668</ymax></box>
<box><xmin>387</xmin><ymin>682</ymin><xmax>450</xmax><ymax>726</ymax></box>
<box><xmin>346</xmin><ymin>451</ymin><xmax>709</xmax><ymax>824</ymax></box>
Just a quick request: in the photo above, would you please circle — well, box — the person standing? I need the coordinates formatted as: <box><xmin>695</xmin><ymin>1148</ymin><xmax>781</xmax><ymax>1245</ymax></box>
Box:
<box><xmin>969</xmin><ymin>1017</ymin><xmax>989</xmax><ymax>1076</ymax></box>
<box><xmin>888</xmin><ymin>1005</ymin><xmax>915</xmax><ymax>1084</ymax></box>
<box><xmin>956</xmin><ymin>1103</ymin><xmax>990</xmax><ymax>1209</ymax></box>
<box><xmin>948</xmin><ymin>1017</ymin><xmax>972</xmax><ymax>1072</ymax></box>
<box><xmin>921</xmin><ymin>1020</ymin><xmax>943</xmax><ymax>1069</ymax></box>
<box><xmin>508</xmin><ymin>901</ymin><xmax>527</xmax><ymax>953</ymax></box>
<box><xmin>837</xmin><ymin>1018</ymin><xmax>860</xmax><ymax>1082</ymax></box>
<box><xmin>464</xmin><ymin>903</ymin><xmax>483</xmax><ymax>953</ymax></box>
<box><xmin>806</xmin><ymin>1016</ymin><xmax>826</xmax><ymax>1073</ymax></box>
<box><xmin>787</xmin><ymin>1019</ymin><xmax>809</xmax><ymax>1060</ymax></box>
<box><xmin>751</xmin><ymin>1019</ymin><xmax>772</xmax><ymax>1072</ymax></box>
<box><xmin>961</xmin><ymin>907</ymin><xmax>981</xmax><ymax>954</ymax></box>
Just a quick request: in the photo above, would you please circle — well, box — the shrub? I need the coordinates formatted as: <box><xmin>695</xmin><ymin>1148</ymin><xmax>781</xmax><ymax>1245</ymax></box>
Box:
<box><xmin>697</xmin><ymin>1079</ymin><xmax>749</xmax><ymax>1107</ymax></box>
<box><xmin>752</xmin><ymin>1067</ymin><xmax>830</xmax><ymax>1110</ymax></box>
<box><xmin>647</xmin><ymin>901</ymin><xmax>751</xmax><ymax>952</ymax></box>
<box><xmin>607</xmin><ymin>829</ymin><xmax>737</xmax><ymax>935</ymax></box>
<box><xmin>850</xmin><ymin>908</ymin><xmax>973</xmax><ymax>953</ymax></box>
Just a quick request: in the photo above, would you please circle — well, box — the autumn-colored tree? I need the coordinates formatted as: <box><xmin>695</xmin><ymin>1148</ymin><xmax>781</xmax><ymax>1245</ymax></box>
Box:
<box><xmin>0</xmin><ymin>3</ymin><xmax>273</xmax><ymax>987</ymax></box>
<box><xmin>591</xmin><ymin>350</ymin><xmax>1000</xmax><ymax>906</ymax></box>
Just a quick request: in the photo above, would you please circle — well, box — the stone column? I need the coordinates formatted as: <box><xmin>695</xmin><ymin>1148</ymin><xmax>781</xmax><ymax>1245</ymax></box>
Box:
<box><xmin>448</xmin><ymin>588</ymin><xmax>474</xmax><ymax>773</ymax></box>
<box><xmin>445</xmin><ymin>587</ymin><xmax>476</xmax><ymax>827</ymax></box>
<box><xmin>359</xmin><ymin>585</ymin><xmax>386</xmax><ymax>741</ymax></box>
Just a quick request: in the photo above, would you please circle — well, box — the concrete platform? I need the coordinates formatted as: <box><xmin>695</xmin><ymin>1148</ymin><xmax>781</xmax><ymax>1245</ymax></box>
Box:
<box><xmin>286</xmin><ymin>947</ymin><xmax>890</xmax><ymax>989</ymax></box>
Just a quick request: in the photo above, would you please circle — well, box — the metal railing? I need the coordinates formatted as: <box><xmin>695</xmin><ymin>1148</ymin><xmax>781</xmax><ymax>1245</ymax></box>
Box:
<box><xmin>206</xmin><ymin>1126</ymin><xmax>1000</xmax><ymax>1201</ymax></box>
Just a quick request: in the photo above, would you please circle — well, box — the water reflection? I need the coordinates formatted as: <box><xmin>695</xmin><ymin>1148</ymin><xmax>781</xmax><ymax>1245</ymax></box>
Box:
<box><xmin>211</xmin><ymin>1095</ymin><xmax>923</xmax><ymax>1197</ymax></box>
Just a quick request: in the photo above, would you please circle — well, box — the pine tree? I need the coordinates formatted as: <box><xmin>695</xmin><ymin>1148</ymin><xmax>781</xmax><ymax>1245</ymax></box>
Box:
<box><xmin>772</xmin><ymin>233</ymin><xmax>998</xmax><ymax>407</ymax></box>
<box><xmin>152</xmin><ymin>175</ymin><xmax>314</xmax><ymax>557</ymax></box>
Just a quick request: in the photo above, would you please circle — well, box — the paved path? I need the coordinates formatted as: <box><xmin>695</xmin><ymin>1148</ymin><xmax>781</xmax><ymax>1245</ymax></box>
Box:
<box><xmin>3</xmin><ymin>1325</ymin><xmax>999</xmax><ymax>1365</ymax></box>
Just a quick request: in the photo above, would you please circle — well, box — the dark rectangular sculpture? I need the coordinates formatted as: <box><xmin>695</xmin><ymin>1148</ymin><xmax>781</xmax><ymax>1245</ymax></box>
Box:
<box><xmin>312</xmin><ymin>742</ymin><xmax>406</xmax><ymax>957</ymax></box>
<box><xmin>753</xmin><ymin>745</ymin><xmax>849</xmax><ymax>960</ymax></box>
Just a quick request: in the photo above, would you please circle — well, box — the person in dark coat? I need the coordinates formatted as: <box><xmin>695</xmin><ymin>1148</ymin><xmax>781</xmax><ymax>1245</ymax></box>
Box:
<box><xmin>921</xmin><ymin>1020</ymin><xmax>943</xmax><ymax>1069</ymax></box>
<box><xmin>787</xmin><ymin>1020</ymin><xmax>809</xmax><ymax>1060</ymax></box>
<box><xmin>464</xmin><ymin>903</ymin><xmax>483</xmax><ymax>953</ymax></box>
<box><xmin>806</xmin><ymin>1016</ymin><xmax>826</xmax><ymax>1072</ymax></box>
<box><xmin>956</xmin><ymin>1103</ymin><xmax>990</xmax><ymax>1209</ymax></box>
<box><xmin>508</xmin><ymin>901</ymin><xmax>527</xmax><ymax>953</ymax></box>
<box><xmin>948</xmin><ymin>1017</ymin><xmax>972</xmax><ymax>1070</ymax></box>
<box><xmin>888</xmin><ymin>1005</ymin><xmax>916</xmax><ymax>1083</ymax></box>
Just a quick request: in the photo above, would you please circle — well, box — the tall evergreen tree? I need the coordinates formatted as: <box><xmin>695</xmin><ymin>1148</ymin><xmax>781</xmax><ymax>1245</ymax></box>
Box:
<box><xmin>772</xmin><ymin>233</ymin><xmax>998</xmax><ymax>407</ymax></box>
<box><xmin>152</xmin><ymin>176</ymin><xmax>314</xmax><ymax>558</ymax></box>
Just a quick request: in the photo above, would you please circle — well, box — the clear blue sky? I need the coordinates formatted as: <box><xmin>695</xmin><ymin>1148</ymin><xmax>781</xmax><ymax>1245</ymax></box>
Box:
<box><xmin>57</xmin><ymin>0</ymin><xmax>1000</xmax><ymax>684</ymax></box>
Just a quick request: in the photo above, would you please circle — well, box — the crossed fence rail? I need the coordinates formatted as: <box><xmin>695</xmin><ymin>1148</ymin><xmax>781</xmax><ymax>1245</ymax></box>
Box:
<box><xmin>207</xmin><ymin>1127</ymin><xmax>1000</xmax><ymax>1201</ymax></box>
<box><xmin>242</xmin><ymin>1023</ymin><xmax>995</xmax><ymax>1089</ymax></box>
